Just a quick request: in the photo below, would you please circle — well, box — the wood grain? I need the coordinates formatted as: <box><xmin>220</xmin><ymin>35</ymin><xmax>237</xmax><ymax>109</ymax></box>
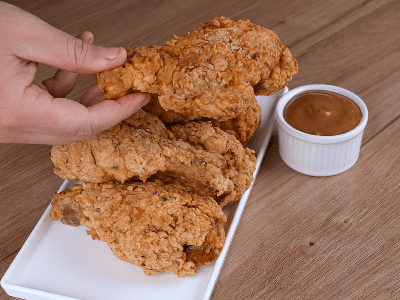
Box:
<box><xmin>1</xmin><ymin>0</ymin><xmax>399</xmax><ymax>299</ymax></box>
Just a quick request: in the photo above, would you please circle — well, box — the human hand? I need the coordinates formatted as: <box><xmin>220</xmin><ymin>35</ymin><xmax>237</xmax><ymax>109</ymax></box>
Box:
<box><xmin>0</xmin><ymin>2</ymin><xmax>149</xmax><ymax>144</ymax></box>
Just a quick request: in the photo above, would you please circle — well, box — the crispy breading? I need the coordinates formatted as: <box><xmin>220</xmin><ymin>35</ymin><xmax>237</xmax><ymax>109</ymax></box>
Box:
<box><xmin>142</xmin><ymin>93</ymin><xmax>192</xmax><ymax>123</ymax></box>
<box><xmin>169</xmin><ymin>121</ymin><xmax>257</xmax><ymax>207</ymax></box>
<box><xmin>51</xmin><ymin>109</ymin><xmax>256</xmax><ymax>204</ymax></box>
<box><xmin>96</xmin><ymin>16</ymin><xmax>298</xmax><ymax>121</ymax></box>
<box><xmin>206</xmin><ymin>100</ymin><xmax>261</xmax><ymax>144</ymax></box>
<box><xmin>143</xmin><ymin>94</ymin><xmax>261</xmax><ymax>144</ymax></box>
<box><xmin>50</xmin><ymin>181</ymin><xmax>227</xmax><ymax>277</ymax></box>
<box><xmin>51</xmin><ymin>109</ymin><xmax>177</xmax><ymax>183</ymax></box>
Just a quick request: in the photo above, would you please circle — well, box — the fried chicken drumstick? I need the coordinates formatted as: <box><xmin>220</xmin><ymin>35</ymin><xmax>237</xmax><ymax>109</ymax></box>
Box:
<box><xmin>50</xmin><ymin>181</ymin><xmax>226</xmax><ymax>277</ymax></box>
<box><xmin>51</xmin><ymin>109</ymin><xmax>256</xmax><ymax>207</ymax></box>
<box><xmin>96</xmin><ymin>16</ymin><xmax>298</xmax><ymax>121</ymax></box>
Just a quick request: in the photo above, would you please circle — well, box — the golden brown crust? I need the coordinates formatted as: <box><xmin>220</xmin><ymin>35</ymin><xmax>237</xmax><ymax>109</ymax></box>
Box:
<box><xmin>51</xmin><ymin>110</ymin><xmax>256</xmax><ymax>206</ymax></box>
<box><xmin>51</xmin><ymin>181</ymin><xmax>227</xmax><ymax>277</ymax></box>
<box><xmin>206</xmin><ymin>100</ymin><xmax>261</xmax><ymax>144</ymax></box>
<box><xmin>143</xmin><ymin>95</ymin><xmax>261</xmax><ymax>144</ymax></box>
<box><xmin>169</xmin><ymin>121</ymin><xmax>257</xmax><ymax>207</ymax></box>
<box><xmin>185</xmin><ymin>220</ymin><xmax>225</xmax><ymax>265</ymax></box>
<box><xmin>254</xmin><ymin>47</ymin><xmax>298</xmax><ymax>95</ymax></box>
<box><xmin>142</xmin><ymin>94</ymin><xmax>191</xmax><ymax>123</ymax></box>
<box><xmin>96</xmin><ymin>16</ymin><xmax>298</xmax><ymax>121</ymax></box>
<box><xmin>51</xmin><ymin>109</ymin><xmax>176</xmax><ymax>183</ymax></box>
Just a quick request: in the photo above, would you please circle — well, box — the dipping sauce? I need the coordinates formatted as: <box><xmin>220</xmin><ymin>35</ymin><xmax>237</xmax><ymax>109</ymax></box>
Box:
<box><xmin>284</xmin><ymin>90</ymin><xmax>362</xmax><ymax>136</ymax></box>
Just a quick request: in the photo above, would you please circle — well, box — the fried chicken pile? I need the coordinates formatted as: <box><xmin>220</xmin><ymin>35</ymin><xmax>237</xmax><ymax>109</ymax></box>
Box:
<box><xmin>50</xmin><ymin>16</ymin><xmax>297</xmax><ymax>277</ymax></box>
<box><xmin>50</xmin><ymin>108</ymin><xmax>256</xmax><ymax>276</ymax></box>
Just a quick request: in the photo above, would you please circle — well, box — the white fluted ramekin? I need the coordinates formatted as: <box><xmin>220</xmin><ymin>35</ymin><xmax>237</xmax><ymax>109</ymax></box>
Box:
<box><xmin>275</xmin><ymin>84</ymin><xmax>368</xmax><ymax>176</ymax></box>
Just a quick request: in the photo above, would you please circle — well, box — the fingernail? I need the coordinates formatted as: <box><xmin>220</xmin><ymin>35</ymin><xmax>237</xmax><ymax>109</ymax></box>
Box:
<box><xmin>139</xmin><ymin>94</ymin><xmax>150</xmax><ymax>107</ymax></box>
<box><xmin>87</xmin><ymin>34</ymin><xmax>94</xmax><ymax>45</ymax></box>
<box><xmin>103</xmin><ymin>47</ymin><xmax>121</xmax><ymax>60</ymax></box>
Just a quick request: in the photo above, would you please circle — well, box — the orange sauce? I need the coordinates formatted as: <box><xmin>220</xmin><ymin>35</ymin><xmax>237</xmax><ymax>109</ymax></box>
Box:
<box><xmin>284</xmin><ymin>90</ymin><xmax>362</xmax><ymax>136</ymax></box>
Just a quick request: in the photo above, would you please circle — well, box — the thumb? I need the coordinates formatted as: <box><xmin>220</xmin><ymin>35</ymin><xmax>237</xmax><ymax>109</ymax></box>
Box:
<box><xmin>80</xmin><ymin>93</ymin><xmax>151</xmax><ymax>140</ymax></box>
<box><xmin>4</xmin><ymin>3</ymin><xmax>126</xmax><ymax>73</ymax></box>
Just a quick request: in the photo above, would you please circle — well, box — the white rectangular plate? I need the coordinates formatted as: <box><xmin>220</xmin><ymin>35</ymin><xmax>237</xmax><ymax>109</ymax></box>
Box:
<box><xmin>1</xmin><ymin>88</ymin><xmax>287</xmax><ymax>300</ymax></box>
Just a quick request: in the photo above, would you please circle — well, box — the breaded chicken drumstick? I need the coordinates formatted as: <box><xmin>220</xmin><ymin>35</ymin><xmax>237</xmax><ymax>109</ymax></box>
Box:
<box><xmin>50</xmin><ymin>181</ymin><xmax>226</xmax><ymax>277</ymax></box>
<box><xmin>96</xmin><ymin>16</ymin><xmax>298</xmax><ymax>121</ymax></box>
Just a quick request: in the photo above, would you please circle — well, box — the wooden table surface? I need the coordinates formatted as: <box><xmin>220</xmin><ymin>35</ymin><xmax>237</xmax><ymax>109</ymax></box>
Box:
<box><xmin>1</xmin><ymin>0</ymin><xmax>400</xmax><ymax>299</ymax></box>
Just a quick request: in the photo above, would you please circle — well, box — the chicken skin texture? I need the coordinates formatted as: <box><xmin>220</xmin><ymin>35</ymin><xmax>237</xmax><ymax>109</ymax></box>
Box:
<box><xmin>51</xmin><ymin>109</ymin><xmax>256</xmax><ymax>207</ymax></box>
<box><xmin>169</xmin><ymin>121</ymin><xmax>257</xmax><ymax>207</ymax></box>
<box><xmin>50</xmin><ymin>181</ymin><xmax>227</xmax><ymax>277</ymax></box>
<box><xmin>143</xmin><ymin>94</ymin><xmax>261</xmax><ymax>144</ymax></box>
<box><xmin>96</xmin><ymin>16</ymin><xmax>298</xmax><ymax>121</ymax></box>
<box><xmin>205</xmin><ymin>100</ymin><xmax>261</xmax><ymax>145</ymax></box>
<box><xmin>142</xmin><ymin>94</ymin><xmax>194</xmax><ymax>123</ymax></box>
